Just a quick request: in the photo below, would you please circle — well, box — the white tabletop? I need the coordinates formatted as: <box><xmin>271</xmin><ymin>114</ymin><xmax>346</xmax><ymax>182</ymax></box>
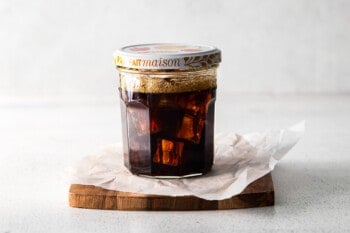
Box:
<box><xmin>0</xmin><ymin>94</ymin><xmax>349</xmax><ymax>232</ymax></box>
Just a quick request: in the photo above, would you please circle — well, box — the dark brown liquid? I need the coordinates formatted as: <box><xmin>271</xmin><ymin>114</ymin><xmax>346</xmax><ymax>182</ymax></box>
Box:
<box><xmin>119</xmin><ymin>88</ymin><xmax>216</xmax><ymax>177</ymax></box>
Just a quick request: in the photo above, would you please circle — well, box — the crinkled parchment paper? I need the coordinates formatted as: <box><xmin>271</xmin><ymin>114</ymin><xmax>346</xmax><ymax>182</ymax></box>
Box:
<box><xmin>68</xmin><ymin>122</ymin><xmax>304</xmax><ymax>200</ymax></box>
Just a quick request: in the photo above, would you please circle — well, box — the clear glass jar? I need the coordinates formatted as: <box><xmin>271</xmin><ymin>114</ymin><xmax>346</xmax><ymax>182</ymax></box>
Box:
<box><xmin>114</xmin><ymin>44</ymin><xmax>221</xmax><ymax>178</ymax></box>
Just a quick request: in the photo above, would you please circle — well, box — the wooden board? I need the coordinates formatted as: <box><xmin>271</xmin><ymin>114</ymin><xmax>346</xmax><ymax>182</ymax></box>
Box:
<box><xmin>69</xmin><ymin>173</ymin><xmax>274</xmax><ymax>211</ymax></box>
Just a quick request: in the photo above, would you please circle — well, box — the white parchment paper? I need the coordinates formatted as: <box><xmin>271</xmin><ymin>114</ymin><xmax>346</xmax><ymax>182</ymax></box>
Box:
<box><xmin>68</xmin><ymin>122</ymin><xmax>304</xmax><ymax>200</ymax></box>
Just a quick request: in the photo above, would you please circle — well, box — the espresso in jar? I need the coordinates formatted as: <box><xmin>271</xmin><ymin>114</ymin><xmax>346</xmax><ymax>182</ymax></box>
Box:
<box><xmin>114</xmin><ymin>44</ymin><xmax>221</xmax><ymax>177</ymax></box>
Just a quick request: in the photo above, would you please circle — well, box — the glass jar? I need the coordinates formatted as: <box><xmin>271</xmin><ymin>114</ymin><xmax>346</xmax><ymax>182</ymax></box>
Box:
<box><xmin>113</xmin><ymin>44</ymin><xmax>221</xmax><ymax>178</ymax></box>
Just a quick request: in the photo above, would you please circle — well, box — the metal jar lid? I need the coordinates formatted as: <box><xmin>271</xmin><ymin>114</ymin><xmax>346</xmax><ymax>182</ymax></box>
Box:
<box><xmin>113</xmin><ymin>43</ymin><xmax>221</xmax><ymax>70</ymax></box>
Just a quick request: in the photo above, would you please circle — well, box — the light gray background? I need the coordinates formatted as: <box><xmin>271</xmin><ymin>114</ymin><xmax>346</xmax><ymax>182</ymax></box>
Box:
<box><xmin>1</xmin><ymin>1</ymin><xmax>350</xmax><ymax>233</ymax></box>
<box><xmin>1</xmin><ymin>0</ymin><xmax>350</xmax><ymax>99</ymax></box>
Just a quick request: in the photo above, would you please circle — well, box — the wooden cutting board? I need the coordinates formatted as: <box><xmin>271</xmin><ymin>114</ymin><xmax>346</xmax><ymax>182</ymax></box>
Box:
<box><xmin>69</xmin><ymin>173</ymin><xmax>274</xmax><ymax>211</ymax></box>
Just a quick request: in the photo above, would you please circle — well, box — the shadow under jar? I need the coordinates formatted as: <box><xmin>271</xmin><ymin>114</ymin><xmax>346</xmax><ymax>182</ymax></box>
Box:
<box><xmin>114</xmin><ymin>43</ymin><xmax>221</xmax><ymax>178</ymax></box>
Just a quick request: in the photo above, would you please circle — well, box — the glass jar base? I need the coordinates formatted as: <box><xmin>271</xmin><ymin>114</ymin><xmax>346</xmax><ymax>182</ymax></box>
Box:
<box><xmin>138</xmin><ymin>173</ymin><xmax>203</xmax><ymax>179</ymax></box>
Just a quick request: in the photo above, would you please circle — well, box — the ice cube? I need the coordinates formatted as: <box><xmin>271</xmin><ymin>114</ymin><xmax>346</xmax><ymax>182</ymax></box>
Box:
<box><xmin>178</xmin><ymin>94</ymin><xmax>200</xmax><ymax>116</ymax></box>
<box><xmin>153</xmin><ymin>139</ymin><xmax>184</xmax><ymax>166</ymax></box>
<box><xmin>153</xmin><ymin>146</ymin><xmax>161</xmax><ymax>164</ymax></box>
<box><xmin>150</xmin><ymin>119</ymin><xmax>161</xmax><ymax>134</ymax></box>
<box><xmin>178</xmin><ymin>92</ymin><xmax>212</xmax><ymax>117</ymax></box>
<box><xmin>177</xmin><ymin>114</ymin><xmax>205</xmax><ymax>144</ymax></box>
<box><xmin>150</xmin><ymin>106</ymin><xmax>183</xmax><ymax>136</ymax></box>
<box><xmin>177</xmin><ymin>115</ymin><xmax>194</xmax><ymax>140</ymax></box>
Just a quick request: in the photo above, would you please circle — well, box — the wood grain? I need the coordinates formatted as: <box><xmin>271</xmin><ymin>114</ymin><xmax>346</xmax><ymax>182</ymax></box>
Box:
<box><xmin>69</xmin><ymin>173</ymin><xmax>274</xmax><ymax>211</ymax></box>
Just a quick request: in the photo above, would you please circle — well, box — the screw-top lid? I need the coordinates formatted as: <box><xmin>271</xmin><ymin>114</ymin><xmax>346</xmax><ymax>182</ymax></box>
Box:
<box><xmin>114</xmin><ymin>43</ymin><xmax>221</xmax><ymax>70</ymax></box>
